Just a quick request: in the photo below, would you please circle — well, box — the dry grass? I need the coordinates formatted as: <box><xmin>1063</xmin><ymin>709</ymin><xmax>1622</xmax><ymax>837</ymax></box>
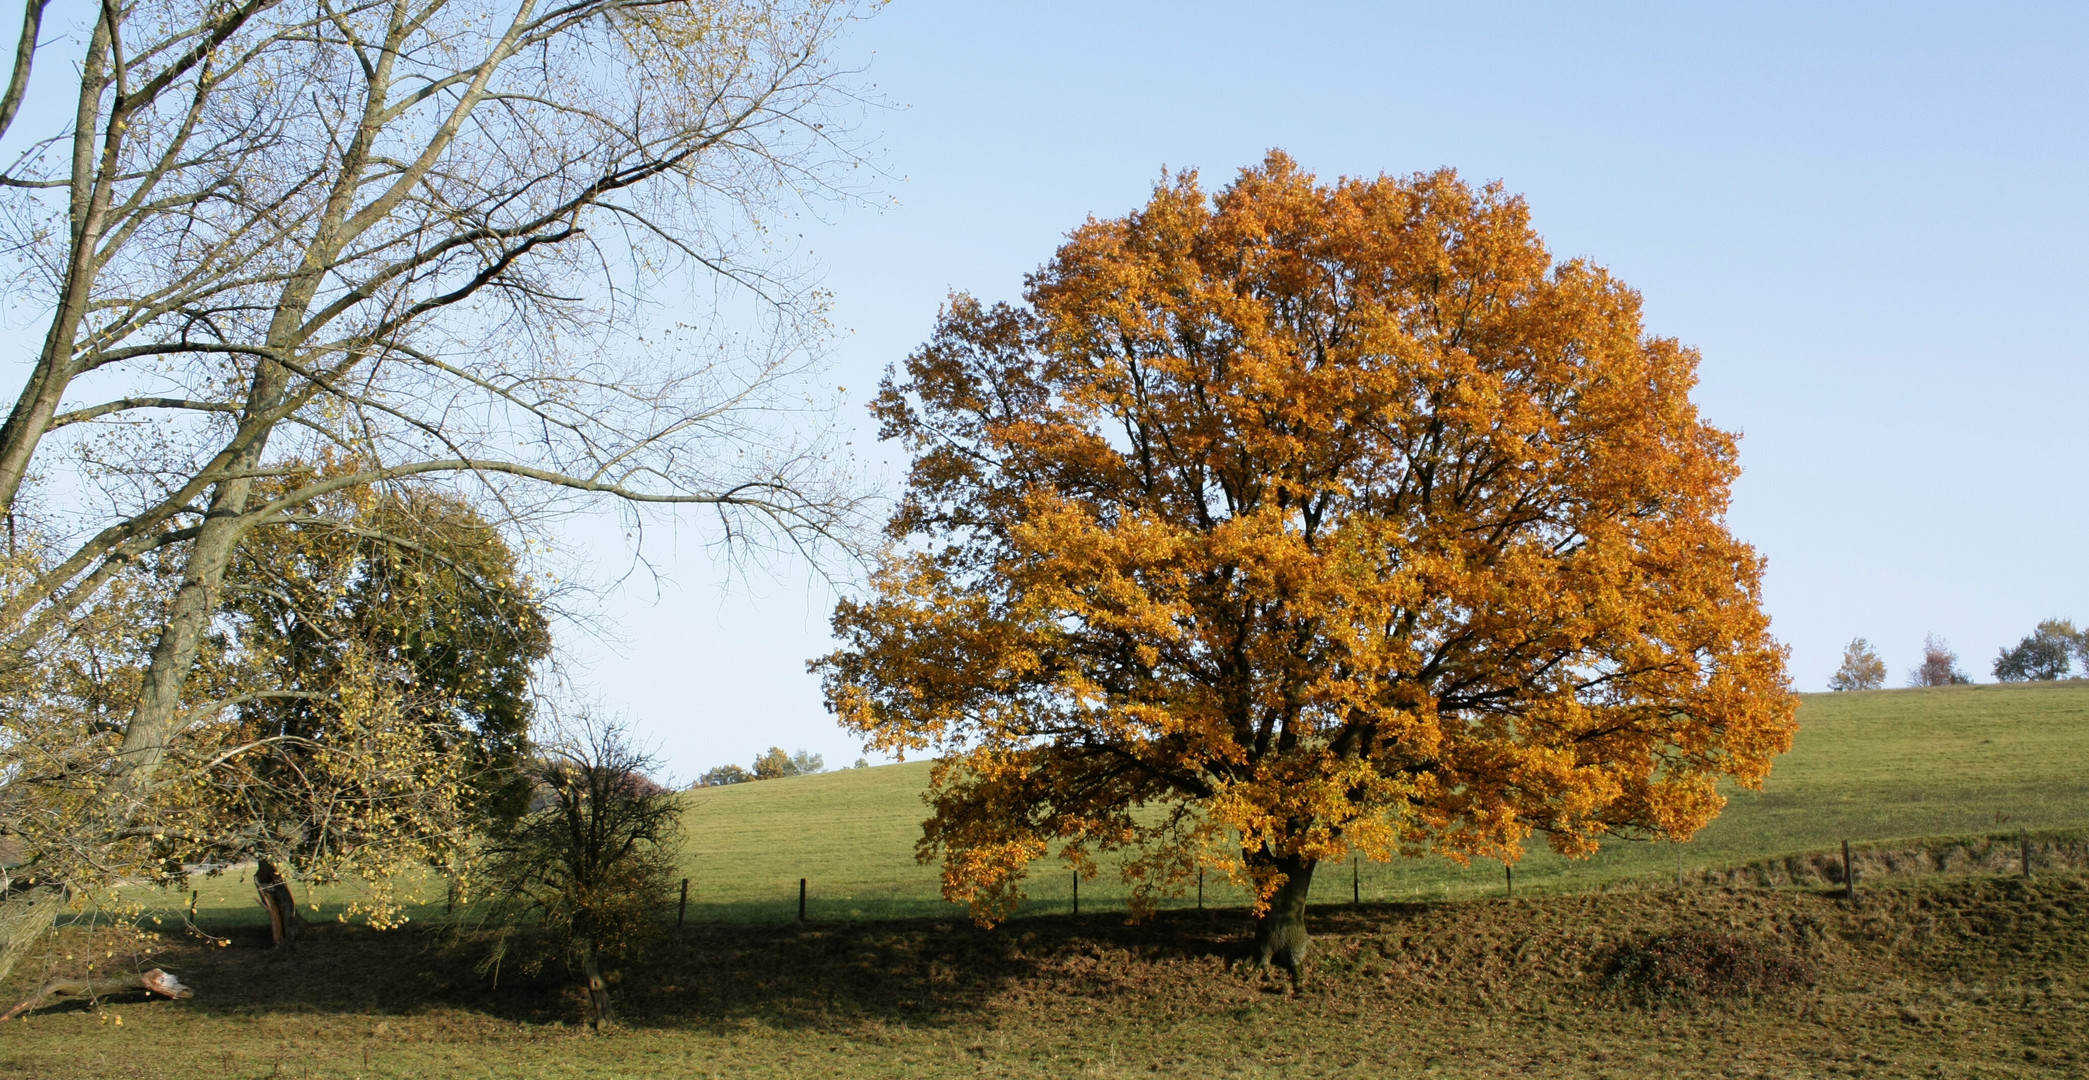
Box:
<box><xmin>5</xmin><ymin>868</ymin><xmax>2086</xmax><ymax>1078</ymax></box>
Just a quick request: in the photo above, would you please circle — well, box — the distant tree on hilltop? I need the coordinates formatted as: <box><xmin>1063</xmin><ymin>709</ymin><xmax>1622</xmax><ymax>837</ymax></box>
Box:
<box><xmin>1993</xmin><ymin>619</ymin><xmax>2080</xmax><ymax>682</ymax></box>
<box><xmin>698</xmin><ymin>748</ymin><xmax>826</xmax><ymax>785</ymax></box>
<box><xmin>1908</xmin><ymin>634</ymin><xmax>1971</xmax><ymax>686</ymax></box>
<box><xmin>696</xmin><ymin>764</ymin><xmax>753</xmax><ymax>787</ymax></box>
<box><xmin>1828</xmin><ymin>638</ymin><xmax>1887</xmax><ymax>691</ymax></box>
<box><xmin>751</xmin><ymin>747</ymin><xmax>824</xmax><ymax>780</ymax></box>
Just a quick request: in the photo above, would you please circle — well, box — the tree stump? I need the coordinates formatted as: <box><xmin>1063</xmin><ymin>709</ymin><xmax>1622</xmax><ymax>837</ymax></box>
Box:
<box><xmin>578</xmin><ymin>939</ymin><xmax>615</xmax><ymax>1028</ymax></box>
<box><xmin>254</xmin><ymin>859</ymin><xmax>302</xmax><ymax>949</ymax></box>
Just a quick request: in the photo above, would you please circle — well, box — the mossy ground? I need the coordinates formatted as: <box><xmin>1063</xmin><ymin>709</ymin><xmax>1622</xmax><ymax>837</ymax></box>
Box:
<box><xmin>7</xmin><ymin>870</ymin><xmax>2086</xmax><ymax>1078</ymax></box>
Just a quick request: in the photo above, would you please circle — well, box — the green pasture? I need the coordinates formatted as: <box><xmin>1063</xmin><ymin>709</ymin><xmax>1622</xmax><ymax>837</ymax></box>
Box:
<box><xmin>153</xmin><ymin>681</ymin><xmax>2089</xmax><ymax>927</ymax></box>
<box><xmin>671</xmin><ymin>680</ymin><xmax>2089</xmax><ymax>919</ymax></box>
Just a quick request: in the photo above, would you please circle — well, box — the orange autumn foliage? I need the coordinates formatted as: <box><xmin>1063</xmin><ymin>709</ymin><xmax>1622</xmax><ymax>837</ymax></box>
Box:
<box><xmin>817</xmin><ymin>152</ymin><xmax>1795</xmax><ymax>929</ymax></box>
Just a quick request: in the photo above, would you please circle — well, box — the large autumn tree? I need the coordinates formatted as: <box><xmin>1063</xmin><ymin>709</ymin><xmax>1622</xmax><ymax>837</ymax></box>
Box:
<box><xmin>818</xmin><ymin>153</ymin><xmax>1796</xmax><ymax>975</ymax></box>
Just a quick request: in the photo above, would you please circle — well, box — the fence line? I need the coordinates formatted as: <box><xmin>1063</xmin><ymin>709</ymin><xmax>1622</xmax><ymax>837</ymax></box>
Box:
<box><xmin>665</xmin><ymin>827</ymin><xmax>2089</xmax><ymax>928</ymax></box>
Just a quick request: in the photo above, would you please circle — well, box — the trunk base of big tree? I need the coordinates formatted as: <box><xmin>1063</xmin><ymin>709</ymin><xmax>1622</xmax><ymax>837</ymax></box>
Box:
<box><xmin>1246</xmin><ymin>857</ymin><xmax>1316</xmax><ymax>984</ymax></box>
<box><xmin>580</xmin><ymin>940</ymin><xmax>616</xmax><ymax>1029</ymax></box>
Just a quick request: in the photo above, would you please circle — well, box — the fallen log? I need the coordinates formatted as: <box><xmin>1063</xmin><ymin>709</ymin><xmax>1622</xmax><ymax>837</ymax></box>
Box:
<box><xmin>1</xmin><ymin>968</ymin><xmax>192</xmax><ymax>1020</ymax></box>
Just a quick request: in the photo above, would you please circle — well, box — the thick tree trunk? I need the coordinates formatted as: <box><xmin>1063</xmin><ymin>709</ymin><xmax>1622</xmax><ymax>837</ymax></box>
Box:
<box><xmin>0</xmin><ymin>9</ymin><xmax>113</xmax><ymax>515</ymax></box>
<box><xmin>1246</xmin><ymin>855</ymin><xmax>1316</xmax><ymax>982</ymax></box>
<box><xmin>96</xmin><ymin>485</ymin><xmax>254</xmax><ymax>816</ymax></box>
<box><xmin>253</xmin><ymin>859</ymin><xmax>301</xmax><ymax>950</ymax></box>
<box><xmin>578</xmin><ymin>938</ymin><xmax>614</xmax><ymax>1028</ymax></box>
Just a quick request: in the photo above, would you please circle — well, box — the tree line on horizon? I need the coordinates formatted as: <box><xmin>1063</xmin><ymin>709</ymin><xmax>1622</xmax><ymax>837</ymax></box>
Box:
<box><xmin>694</xmin><ymin>747</ymin><xmax>863</xmax><ymax>788</ymax></box>
<box><xmin>1830</xmin><ymin>620</ymin><xmax>2089</xmax><ymax>691</ymax></box>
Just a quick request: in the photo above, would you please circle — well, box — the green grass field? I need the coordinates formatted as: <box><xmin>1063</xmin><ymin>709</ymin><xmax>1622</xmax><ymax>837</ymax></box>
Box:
<box><xmin>667</xmin><ymin>681</ymin><xmax>2089</xmax><ymax>920</ymax></box>
<box><xmin>16</xmin><ymin>682</ymin><xmax>2089</xmax><ymax>1079</ymax></box>
<box><xmin>162</xmin><ymin>681</ymin><xmax>2089</xmax><ymax>926</ymax></box>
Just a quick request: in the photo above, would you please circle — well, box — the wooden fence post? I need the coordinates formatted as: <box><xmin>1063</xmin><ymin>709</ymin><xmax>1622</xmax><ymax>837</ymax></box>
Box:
<box><xmin>798</xmin><ymin>878</ymin><xmax>807</xmax><ymax>921</ymax></box>
<box><xmin>678</xmin><ymin>878</ymin><xmax>689</xmax><ymax>928</ymax></box>
<box><xmin>1842</xmin><ymin>840</ymin><xmax>1855</xmax><ymax>903</ymax></box>
<box><xmin>1071</xmin><ymin>871</ymin><xmax>1079</xmax><ymax>916</ymax></box>
<box><xmin>2021</xmin><ymin>830</ymin><xmax>2032</xmax><ymax>879</ymax></box>
<box><xmin>1353</xmin><ymin>858</ymin><xmax>1360</xmax><ymax>905</ymax></box>
<box><xmin>1505</xmin><ymin>864</ymin><xmax>1513</xmax><ymax>899</ymax></box>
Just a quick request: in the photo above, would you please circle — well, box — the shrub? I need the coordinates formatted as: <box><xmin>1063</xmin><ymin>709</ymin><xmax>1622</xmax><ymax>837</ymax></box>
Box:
<box><xmin>1606</xmin><ymin>930</ymin><xmax>1813</xmax><ymax>1000</ymax></box>
<box><xmin>477</xmin><ymin>714</ymin><xmax>681</xmax><ymax>1028</ymax></box>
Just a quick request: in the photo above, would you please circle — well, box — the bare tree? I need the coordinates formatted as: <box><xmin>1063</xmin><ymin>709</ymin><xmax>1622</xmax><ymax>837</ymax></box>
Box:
<box><xmin>0</xmin><ymin>0</ymin><xmax>876</xmax><ymax>971</ymax></box>
<box><xmin>475</xmin><ymin>708</ymin><xmax>680</xmax><ymax>1029</ymax></box>
<box><xmin>1908</xmin><ymin>633</ymin><xmax>1970</xmax><ymax>687</ymax></box>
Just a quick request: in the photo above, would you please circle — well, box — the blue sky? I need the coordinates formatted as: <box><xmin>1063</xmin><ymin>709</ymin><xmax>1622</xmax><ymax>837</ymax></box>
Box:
<box><xmin>4</xmin><ymin>2</ymin><xmax>2084</xmax><ymax>780</ymax></box>
<box><xmin>580</xmin><ymin>2</ymin><xmax>2089</xmax><ymax>779</ymax></box>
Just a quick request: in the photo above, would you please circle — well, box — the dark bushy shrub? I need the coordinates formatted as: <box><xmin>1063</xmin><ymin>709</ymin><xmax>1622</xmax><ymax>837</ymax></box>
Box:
<box><xmin>1606</xmin><ymin>930</ymin><xmax>1813</xmax><ymax>999</ymax></box>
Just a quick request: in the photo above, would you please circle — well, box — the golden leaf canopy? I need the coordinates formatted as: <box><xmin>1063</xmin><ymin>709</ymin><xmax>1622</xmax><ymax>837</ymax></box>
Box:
<box><xmin>818</xmin><ymin>151</ymin><xmax>1795</xmax><ymax>925</ymax></box>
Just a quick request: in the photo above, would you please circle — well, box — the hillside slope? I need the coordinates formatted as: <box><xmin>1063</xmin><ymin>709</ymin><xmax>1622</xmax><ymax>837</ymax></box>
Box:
<box><xmin>165</xmin><ymin>681</ymin><xmax>2089</xmax><ymax>923</ymax></box>
<box><xmin>669</xmin><ymin>682</ymin><xmax>2089</xmax><ymax>920</ymax></box>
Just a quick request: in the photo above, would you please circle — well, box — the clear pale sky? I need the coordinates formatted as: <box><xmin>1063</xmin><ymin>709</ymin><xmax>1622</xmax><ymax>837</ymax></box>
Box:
<box><xmin>10</xmin><ymin>2</ymin><xmax>2088</xmax><ymax>780</ymax></box>
<box><xmin>582</xmin><ymin>1</ymin><xmax>2089</xmax><ymax>781</ymax></box>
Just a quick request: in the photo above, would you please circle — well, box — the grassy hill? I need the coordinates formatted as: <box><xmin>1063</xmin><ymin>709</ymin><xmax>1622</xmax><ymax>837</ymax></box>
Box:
<box><xmin>171</xmin><ymin>681</ymin><xmax>2089</xmax><ymax>924</ymax></box>
<box><xmin>670</xmin><ymin>680</ymin><xmax>2089</xmax><ymax>921</ymax></box>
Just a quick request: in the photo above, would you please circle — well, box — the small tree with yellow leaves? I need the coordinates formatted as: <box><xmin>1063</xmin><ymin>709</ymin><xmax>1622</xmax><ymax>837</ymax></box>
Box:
<box><xmin>0</xmin><ymin>475</ymin><xmax>548</xmax><ymax>973</ymax></box>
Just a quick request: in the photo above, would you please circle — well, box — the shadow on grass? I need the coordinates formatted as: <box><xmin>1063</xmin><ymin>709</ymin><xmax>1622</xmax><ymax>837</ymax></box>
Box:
<box><xmin>19</xmin><ymin>868</ymin><xmax>2089</xmax><ymax>1052</ymax></box>
<box><xmin>65</xmin><ymin>903</ymin><xmax>1332</xmax><ymax>1032</ymax></box>
<box><xmin>38</xmin><ymin>832</ymin><xmax>2086</xmax><ymax>1033</ymax></box>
